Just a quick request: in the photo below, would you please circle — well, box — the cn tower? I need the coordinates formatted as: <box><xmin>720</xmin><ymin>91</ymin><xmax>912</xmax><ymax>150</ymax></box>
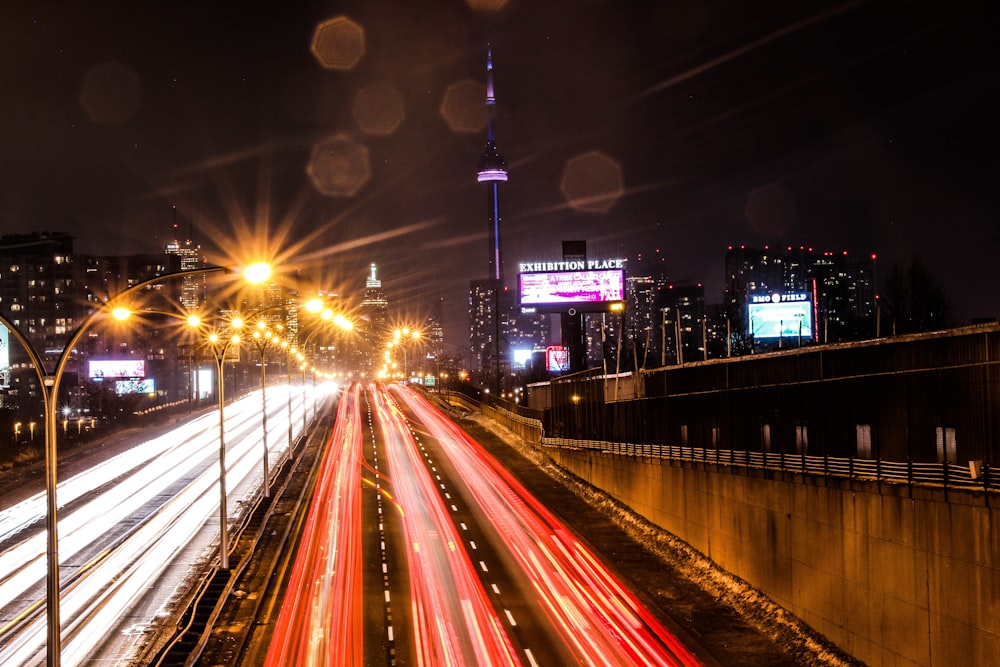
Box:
<box><xmin>476</xmin><ymin>46</ymin><xmax>508</xmax><ymax>283</ymax></box>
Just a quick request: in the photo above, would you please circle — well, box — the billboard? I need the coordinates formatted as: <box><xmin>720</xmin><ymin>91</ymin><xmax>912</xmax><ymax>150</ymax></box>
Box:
<box><xmin>546</xmin><ymin>345</ymin><xmax>570</xmax><ymax>372</ymax></box>
<box><xmin>511</xmin><ymin>348</ymin><xmax>533</xmax><ymax>369</ymax></box>
<box><xmin>115</xmin><ymin>379</ymin><xmax>156</xmax><ymax>395</ymax></box>
<box><xmin>90</xmin><ymin>359</ymin><xmax>145</xmax><ymax>380</ymax></box>
<box><xmin>519</xmin><ymin>269</ymin><xmax>625</xmax><ymax>312</ymax></box>
<box><xmin>747</xmin><ymin>293</ymin><xmax>814</xmax><ymax>340</ymax></box>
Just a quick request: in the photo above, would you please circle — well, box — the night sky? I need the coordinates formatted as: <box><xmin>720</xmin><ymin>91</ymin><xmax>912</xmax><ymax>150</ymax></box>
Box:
<box><xmin>1</xmin><ymin>1</ymin><xmax>996</xmax><ymax>350</ymax></box>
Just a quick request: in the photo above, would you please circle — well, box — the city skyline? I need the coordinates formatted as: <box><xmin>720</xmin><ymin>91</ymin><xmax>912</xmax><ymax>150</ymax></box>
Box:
<box><xmin>1</xmin><ymin>1</ymin><xmax>995</xmax><ymax>349</ymax></box>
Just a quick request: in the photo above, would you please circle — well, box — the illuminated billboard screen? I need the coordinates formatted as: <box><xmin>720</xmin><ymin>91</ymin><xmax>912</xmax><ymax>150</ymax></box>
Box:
<box><xmin>519</xmin><ymin>269</ymin><xmax>625</xmax><ymax>312</ymax></box>
<box><xmin>115</xmin><ymin>379</ymin><xmax>155</xmax><ymax>395</ymax></box>
<box><xmin>546</xmin><ymin>346</ymin><xmax>570</xmax><ymax>372</ymax></box>
<box><xmin>747</xmin><ymin>295</ymin><xmax>814</xmax><ymax>340</ymax></box>
<box><xmin>89</xmin><ymin>359</ymin><xmax>145</xmax><ymax>380</ymax></box>
<box><xmin>511</xmin><ymin>348</ymin><xmax>533</xmax><ymax>369</ymax></box>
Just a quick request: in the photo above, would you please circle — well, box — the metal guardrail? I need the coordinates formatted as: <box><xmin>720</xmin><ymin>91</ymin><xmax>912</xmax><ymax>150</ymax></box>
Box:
<box><xmin>443</xmin><ymin>389</ymin><xmax>997</xmax><ymax>494</ymax></box>
<box><xmin>540</xmin><ymin>437</ymin><xmax>999</xmax><ymax>494</ymax></box>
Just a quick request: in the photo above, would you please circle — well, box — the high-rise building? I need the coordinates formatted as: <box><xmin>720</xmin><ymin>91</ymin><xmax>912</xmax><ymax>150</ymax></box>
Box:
<box><xmin>469</xmin><ymin>278</ymin><xmax>501</xmax><ymax>385</ymax></box>
<box><xmin>358</xmin><ymin>263</ymin><xmax>389</xmax><ymax>373</ymax></box>
<box><xmin>0</xmin><ymin>232</ymin><xmax>83</xmax><ymax>376</ymax></box>
<box><xmin>659</xmin><ymin>283</ymin><xmax>707</xmax><ymax>365</ymax></box>
<box><xmin>424</xmin><ymin>297</ymin><xmax>445</xmax><ymax>369</ymax></box>
<box><xmin>164</xmin><ymin>207</ymin><xmax>206</xmax><ymax>311</ymax></box>
<box><xmin>360</xmin><ymin>263</ymin><xmax>389</xmax><ymax>333</ymax></box>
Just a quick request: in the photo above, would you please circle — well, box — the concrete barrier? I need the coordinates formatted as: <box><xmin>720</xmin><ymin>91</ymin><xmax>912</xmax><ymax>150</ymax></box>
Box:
<box><xmin>543</xmin><ymin>448</ymin><xmax>1000</xmax><ymax>667</ymax></box>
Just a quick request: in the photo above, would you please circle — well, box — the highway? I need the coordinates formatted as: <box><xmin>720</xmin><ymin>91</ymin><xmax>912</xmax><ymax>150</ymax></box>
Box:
<box><xmin>0</xmin><ymin>383</ymin><xmax>335</xmax><ymax>666</ymax></box>
<box><xmin>266</xmin><ymin>383</ymin><xmax>702</xmax><ymax>666</ymax></box>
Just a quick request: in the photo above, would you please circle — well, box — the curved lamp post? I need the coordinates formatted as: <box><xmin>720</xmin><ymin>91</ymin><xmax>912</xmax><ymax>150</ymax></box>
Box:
<box><xmin>248</xmin><ymin>301</ymin><xmax>349</xmax><ymax>464</ymax></box>
<box><xmin>390</xmin><ymin>327</ymin><xmax>422</xmax><ymax>381</ymax></box>
<box><xmin>0</xmin><ymin>263</ymin><xmax>267</xmax><ymax>667</ymax></box>
<box><xmin>250</xmin><ymin>323</ymin><xmax>276</xmax><ymax>499</ymax></box>
<box><xmin>204</xmin><ymin>322</ymin><xmax>244</xmax><ymax>571</ymax></box>
<box><xmin>295</xmin><ymin>310</ymin><xmax>352</xmax><ymax>426</ymax></box>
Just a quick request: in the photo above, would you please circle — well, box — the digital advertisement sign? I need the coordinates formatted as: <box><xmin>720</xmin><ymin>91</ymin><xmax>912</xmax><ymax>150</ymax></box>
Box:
<box><xmin>546</xmin><ymin>345</ymin><xmax>570</xmax><ymax>372</ymax></box>
<box><xmin>747</xmin><ymin>293</ymin><xmax>814</xmax><ymax>340</ymax></box>
<box><xmin>89</xmin><ymin>359</ymin><xmax>146</xmax><ymax>380</ymax></box>
<box><xmin>519</xmin><ymin>269</ymin><xmax>625</xmax><ymax>312</ymax></box>
<box><xmin>511</xmin><ymin>348</ymin><xmax>533</xmax><ymax>369</ymax></box>
<box><xmin>115</xmin><ymin>379</ymin><xmax>155</xmax><ymax>395</ymax></box>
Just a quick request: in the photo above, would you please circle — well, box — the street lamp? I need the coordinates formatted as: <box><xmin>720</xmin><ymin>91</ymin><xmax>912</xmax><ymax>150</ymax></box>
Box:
<box><xmin>251</xmin><ymin>322</ymin><xmax>276</xmax><ymax>498</ymax></box>
<box><xmin>280</xmin><ymin>338</ymin><xmax>295</xmax><ymax>456</ymax></box>
<box><xmin>291</xmin><ymin>312</ymin><xmax>353</xmax><ymax>429</ymax></box>
<box><xmin>204</xmin><ymin>323</ymin><xmax>242</xmax><ymax>571</ymax></box>
<box><xmin>392</xmin><ymin>327</ymin><xmax>422</xmax><ymax>381</ymax></box>
<box><xmin>0</xmin><ymin>263</ymin><xmax>261</xmax><ymax>667</ymax></box>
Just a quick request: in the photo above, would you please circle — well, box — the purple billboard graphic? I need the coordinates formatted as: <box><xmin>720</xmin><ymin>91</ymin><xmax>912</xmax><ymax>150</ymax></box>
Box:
<box><xmin>519</xmin><ymin>269</ymin><xmax>625</xmax><ymax>312</ymax></box>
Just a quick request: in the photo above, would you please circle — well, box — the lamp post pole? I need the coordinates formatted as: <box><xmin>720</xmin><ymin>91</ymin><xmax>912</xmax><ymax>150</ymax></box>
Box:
<box><xmin>207</xmin><ymin>329</ymin><xmax>241</xmax><ymax>571</ymax></box>
<box><xmin>282</xmin><ymin>341</ymin><xmax>294</xmax><ymax>456</ymax></box>
<box><xmin>251</xmin><ymin>327</ymin><xmax>273</xmax><ymax>498</ymax></box>
<box><xmin>300</xmin><ymin>359</ymin><xmax>308</xmax><ymax>434</ymax></box>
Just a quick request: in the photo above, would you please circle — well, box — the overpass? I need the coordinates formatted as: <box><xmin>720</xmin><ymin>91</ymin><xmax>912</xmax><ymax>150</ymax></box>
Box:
<box><xmin>487</xmin><ymin>323</ymin><xmax>1000</xmax><ymax>667</ymax></box>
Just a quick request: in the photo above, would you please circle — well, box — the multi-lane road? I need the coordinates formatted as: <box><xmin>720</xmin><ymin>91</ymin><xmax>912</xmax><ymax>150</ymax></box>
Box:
<box><xmin>0</xmin><ymin>384</ymin><xmax>330</xmax><ymax>666</ymax></box>
<box><xmin>1</xmin><ymin>381</ymin><xmax>706</xmax><ymax>665</ymax></box>
<box><xmin>266</xmin><ymin>383</ymin><xmax>702</xmax><ymax>666</ymax></box>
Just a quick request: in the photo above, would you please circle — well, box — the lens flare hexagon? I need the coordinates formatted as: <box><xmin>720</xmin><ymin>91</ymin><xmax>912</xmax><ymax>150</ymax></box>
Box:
<box><xmin>440</xmin><ymin>79</ymin><xmax>486</xmax><ymax>134</ymax></box>
<box><xmin>353</xmin><ymin>83</ymin><xmax>406</xmax><ymax>136</ymax></box>
<box><xmin>79</xmin><ymin>62</ymin><xmax>141</xmax><ymax>125</ymax></box>
<box><xmin>560</xmin><ymin>150</ymin><xmax>624</xmax><ymax>214</ymax></box>
<box><xmin>307</xmin><ymin>134</ymin><xmax>371</xmax><ymax>197</ymax></box>
<box><xmin>311</xmin><ymin>16</ymin><xmax>365</xmax><ymax>70</ymax></box>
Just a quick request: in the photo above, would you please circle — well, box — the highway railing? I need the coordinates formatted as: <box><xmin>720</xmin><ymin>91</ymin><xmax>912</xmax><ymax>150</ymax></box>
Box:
<box><xmin>540</xmin><ymin>437</ymin><xmax>998</xmax><ymax>494</ymax></box>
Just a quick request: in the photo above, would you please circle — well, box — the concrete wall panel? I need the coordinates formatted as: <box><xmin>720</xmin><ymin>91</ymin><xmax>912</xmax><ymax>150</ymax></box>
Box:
<box><xmin>544</xmin><ymin>446</ymin><xmax>999</xmax><ymax>666</ymax></box>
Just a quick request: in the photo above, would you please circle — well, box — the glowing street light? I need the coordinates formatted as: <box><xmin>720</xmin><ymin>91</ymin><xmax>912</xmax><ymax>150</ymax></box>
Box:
<box><xmin>244</xmin><ymin>261</ymin><xmax>273</xmax><ymax>285</ymax></box>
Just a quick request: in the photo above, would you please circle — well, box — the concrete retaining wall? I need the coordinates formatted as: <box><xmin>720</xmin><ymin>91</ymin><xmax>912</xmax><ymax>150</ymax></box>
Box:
<box><xmin>545</xmin><ymin>448</ymin><xmax>1000</xmax><ymax>666</ymax></box>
